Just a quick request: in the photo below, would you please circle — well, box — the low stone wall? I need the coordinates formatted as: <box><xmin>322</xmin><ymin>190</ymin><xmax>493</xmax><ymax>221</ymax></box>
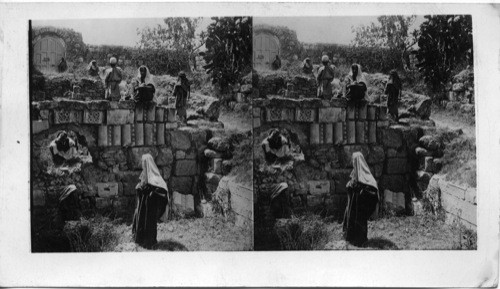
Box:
<box><xmin>31</xmin><ymin>99</ymin><xmax>209</xmax><ymax>221</ymax></box>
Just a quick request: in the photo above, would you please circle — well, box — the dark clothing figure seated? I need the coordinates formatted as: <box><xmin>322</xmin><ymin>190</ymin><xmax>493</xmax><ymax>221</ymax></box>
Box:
<box><xmin>49</xmin><ymin>132</ymin><xmax>78</xmax><ymax>166</ymax></box>
<box><xmin>132</xmin><ymin>154</ymin><xmax>169</xmax><ymax>249</ymax></box>
<box><xmin>343</xmin><ymin>152</ymin><xmax>379</xmax><ymax>247</ymax></box>
<box><xmin>131</xmin><ymin>65</ymin><xmax>156</xmax><ymax>103</ymax></box>
<box><xmin>262</xmin><ymin>129</ymin><xmax>291</xmax><ymax>164</ymax></box>
<box><xmin>345</xmin><ymin>63</ymin><xmax>368</xmax><ymax>102</ymax></box>
<box><xmin>270</xmin><ymin>182</ymin><xmax>292</xmax><ymax>219</ymax></box>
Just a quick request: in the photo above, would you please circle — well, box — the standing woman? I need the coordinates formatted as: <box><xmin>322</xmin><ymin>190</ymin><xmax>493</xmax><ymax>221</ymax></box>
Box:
<box><xmin>133</xmin><ymin>154</ymin><xmax>169</xmax><ymax>249</ymax></box>
<box><xmin>343</xmin><ymin>152</ymin><xmax>379</xmax><ymax>247</ymax></box>
<box><xmin>173</xmin><ymin>71</ymin><xmax>191</xmax><ymax>124</ymax></box>
<box><xmin>104</xmin><ymin>57</ymin><xmax>123</xmax><ymax>101</ymax></box>
<box><xmin>385</xmin><ymin>70</ymin><xmax>402</xmax><ymax>121</ymax></box>
<box><xmin>317</xmin><ymin>55</ymin><xmax>336</xmax><ymax>99</ymax></box>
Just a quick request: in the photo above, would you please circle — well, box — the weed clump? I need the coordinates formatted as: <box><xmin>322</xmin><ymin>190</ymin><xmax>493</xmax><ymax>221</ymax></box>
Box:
<box><xmin>64</xmin><ymin>216</ymin><xmax>121</xmax><ymax>252</ymax></box>
<box><xmin>275</xmin><ymin>214</ymin><xmax>328</xmax><ymax>250</ymax></box>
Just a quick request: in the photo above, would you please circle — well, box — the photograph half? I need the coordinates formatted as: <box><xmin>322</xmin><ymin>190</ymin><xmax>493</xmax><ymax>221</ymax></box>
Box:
<box><xmin>30</xmin><ymin>17</ymin><xmax>253</xmax><ymax>252</ymax></box>
<box><xmin>252</xmin><ymin>15</ymin><xmax>476</xmax><ymax>250</ymax></box>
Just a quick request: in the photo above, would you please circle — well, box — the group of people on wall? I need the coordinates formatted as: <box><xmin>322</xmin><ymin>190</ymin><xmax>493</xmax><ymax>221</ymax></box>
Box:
<box><xmin>268</xmin><ymin>54</ymin><xmax>402</xmax><ymax>122</ymax></box>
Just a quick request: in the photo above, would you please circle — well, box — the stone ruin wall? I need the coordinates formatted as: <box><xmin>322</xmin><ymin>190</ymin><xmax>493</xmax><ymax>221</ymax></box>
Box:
<box><xmin>253</xmin><ymin>97</ymin><xmax>424</xmax><ymax>245</ymax></box>
<box><xmin>31</xmin><ymin>100</ymin><xmax>215</xmax><ymax>223</ymax></box>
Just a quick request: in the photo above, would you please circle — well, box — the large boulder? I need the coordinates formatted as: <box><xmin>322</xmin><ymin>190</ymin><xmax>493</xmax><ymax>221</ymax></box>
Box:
<box><xmin>419</xmin><ymin>135</ymin><xmax>443</xmax><ymax>152</ymax></box>
<box><xmin>408</xmin><ymin>95</ymin><xmax>432</xmax><ymax>120</ymax></box>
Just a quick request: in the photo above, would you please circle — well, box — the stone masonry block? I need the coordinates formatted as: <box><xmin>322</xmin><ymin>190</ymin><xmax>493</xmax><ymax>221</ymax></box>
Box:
<box><xmin>325</xmin><ymin>123</ymin><xmax>333</xmax><ymax>144</ymax></box>
<box><xmin>128</xmin><ymin>147</ymin><xmax>158</xmax><ymax>169</ymax></box>
<box><xmin>355</xmin><ymin>121</ymin><xmax>365</xmax><ymax>144</ymax></box>
<box><xmin>97</xmin><ymin>182</ymin><xmax>119</xmax><ymax>198</ymax></box>
<box><xmin>282</xmin><ymin>108</ymin><xmax>294</xmax><ymax>121</ymax></box>
<box><xmin>382</xmin><ymin>127</ymin><xmax>403</xmax><ymax>148</ymax></box>
<box><xmin>334</xmin><ymin>122</ymin><xmax>343</xmax><ymax>145</ymax></box>
<box><xmin>386</xmin><ymin>158</ymin><xmax>408</xmax><ymax>174</ymax></box>
<box><xmin>441</xmin><ymin>192</ymin><xmax>477</xmax><ymax>226</ymax></box>
<box><xmin>319</xmin><ymin>107</ymin><xmax>345</xmax><ymax>123</ymax></box>
<box><xmin>380</xmin><ymin>174</ymin><xmax>408</xmax><ymax>193</ymax></box>
<box><xmin>308</xmin><ymin>180</ymin><xmax>331</xmax><ymax>195</ymax></box>
<box><xmin>98</xmin><ymin>125</ymin><xmax>108</xmax><ymax>147</ymax></box>
<box><xmin>171</xmin><ymin>176</ymin><xmax>193</xmax><ymax>195</ymax></box>
<box><xmin>54</xmin><ymin>110</ymin><xmax>83</xmax><ymax>124</ymax></box>
<box><xmin>83</xmin><ymin>110</ymin><xmax>104</xmax><ymax>124</ymax></box>
<box><xmin>170</xmin><ymin>130</ymin><xmax>191</xmax><ymax>150</ymax></box>
<box><xmin>266</xmin><ymin>108</ymin><xmax>282</xmax><ymax>122</ymax></box>
<box><xmin>368</xmin><ymin>121</ymin><xmax>377</xmax><ymax>143</ymax></box>
<box><xmin>358</xmin><ymin>104</ymin><xmax>367</xmax><ymax>120</ymax></box>
<box><xmin>295</xmin><ymin>108</ymin><xmax>316</xmax><ymax>122</ymax></box>
<box><xmin>175</xmin><ymin>160</ymin><xmax>197</xmax><ymax>176</ymax></box>
<box><xmin>121</xmin><ymin>124</ymin><xmax>132</xmax><ymax>146</ymax></box>
<box><xmin>32</xmin><ymin>120</ymin><xmax>49</xmax><ymax>134</ymax></box>
<box><xmin>106</xmin><ymin>109</ymin><xmax>134</xmax><ymax>125</ymax></box>
<box><xmin>144</xmin><ymin>123</ymin><xmax>154</xmax><ymax>145</ymax></box>
<box><xmin>112</xmin><ymin>125</ymin><xmax>121</xmax><ymax>146</ymax></box>
<box><xmin>156</xmin><ymin>123</ymin><xmax>165</xmax><ymax>145</ymax></box>
<box><xmin>146</xmin><ymin>105</ymin><xmax>156</xmax><ymax>122</ymax></box>
<box><xmin>155</xmin><ymin>107</ymin><xmax>164</xmax><ymax>122</ymax></box>
<box><xmin>347</xmin><ymin>104</ymin><xmax>356</xmax><ymax>120</ymax></box>
<box><xmin>367</xmin><ymin>105</ymin><xmax>377</xmax><ymax>120</ymax></box>
<box><xmin>165</xmin><ymin>122</ymin><xmax>179</xmax><ymax>130</ymax></box>
<box><xmin>253</xmin><ymin>117</ymin><xmax>261</xmax><ymax>129</ymax></box>
<box><xmin>39</xmin><ymin>109</ymin><xmax>50</xmax><ymax>120</ymax></box>
<box><xmin>156</xmin><ymin>148</ymin><xmax>174</xmax><ymax>166</ymax></box>
<box><xmin>134</xmin><ymin>123</ymin><xmax>144</xmax><ymax>146</ymax></box>
<box><xmin>166</xmin><ymin>108</ymin><xmax>176</xmax><ymax>122</ymax></box>
<box><xmin>346</xmin><ymin>121</ymin><xmax>356</xmax><ymax>144</ymax></box>
<box><xmin>253</xmin><ymin>107</ymin><xmax>261</xmax><ymax>118</ymax></box>
<box><xmin>441</xmin><ymin>182</ymin><xmax>466</xmax><ymax>200</ymax></box>
<box><xmin>310</xmin><ymin>123</ymin><xmax>320</xmax><ymax>145</ymax></box>
<box><xmin>379</xmin><ymin>106</ymin><xmax>388</xmax><ymax>120</ymax></box>
<box><xmin>135</xmin><ymin>106</ymin><xmax>144</xmax><ymax>122</ymax></box>
<box><xmin>212</xmin><ymin>158</ymin><xmax>223</xmax><ymax>174</ymax></box>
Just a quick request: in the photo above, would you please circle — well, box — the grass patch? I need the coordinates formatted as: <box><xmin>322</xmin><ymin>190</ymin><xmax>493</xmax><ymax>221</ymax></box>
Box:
<box><xmin>64</xmin><ymin>215</ymin><xmax>122</xmax><ymax>252</ymax></box>
<box><xmin>275</xmin><ymin>214</ymin><xmax>328</xmax><ymax>250</ymax></box>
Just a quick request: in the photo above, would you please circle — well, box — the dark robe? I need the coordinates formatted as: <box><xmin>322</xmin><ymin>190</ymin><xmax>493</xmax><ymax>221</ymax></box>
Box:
<box><xmin>343</xmin><ymin>182</ymin><xmax>378</xmax><ymax>247</ymax></box>
<box><xmin>270</xmin><ymin>182</ymin><xmax>291</xmax><ymax>219</ymax></box>
<box><xmin>272</xmin><ymin>57</ymin><xmax>281</xmax><ymax>70</ymax></box>
<box><xmin>132</xmin><ymin>184</ymin><xmax>168</xmax><ymax>249</ymax></box>
<box><xmin>88</xmin><ymin>66</ymin><xmax>99</xmax><ymax>77</ymax></box>
<box><xmin>346</xmin><ymin>82</ymin><xmax>367</xmax><ymax>102</ymax></box>
<box><xmin>385</xmin><ymin>82</ymin><xmax>400</xmax><ymax>120</ymax></box>
<box><xmin>134</xmin><ymin>83</ymin><xmax>156</xmax><ymax>103</ymax></box>
<box><xmin>174</xmin><ymin>78</ymin><xmax>190</xmax><ymax>120</ymax></box>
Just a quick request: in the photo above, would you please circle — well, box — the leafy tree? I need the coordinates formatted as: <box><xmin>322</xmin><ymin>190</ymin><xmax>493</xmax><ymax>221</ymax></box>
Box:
<box><xmin>415</xmin><ymin>15</ymin><xmax>473</xmax><ymax>94</ymax></box>
<box><xmin>352</xmin><ymin>16</ymin><xmax>419</xmax><ymax>70</ymax></box>
<box><xmin>137</xmin><ymin>17</ymin><xmax>206</xmax><ymax>70</ymax></box>
<box><xmin>203</xmin><ymin>17</ymin><xmax>252</xmax><ymax>93</ymax></box>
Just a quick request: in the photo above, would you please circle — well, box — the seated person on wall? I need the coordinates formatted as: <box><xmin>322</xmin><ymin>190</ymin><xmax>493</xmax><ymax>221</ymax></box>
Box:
<box><xmin>104</xmin><ymin>57</ymin><xmax>123</xmax><ymax>101</ymax></box>
<box><xmin>58</xmin><ymin>185</ymin><xmax>83</xmax><ymax>222</ymax></box>
<box><xmin>87</xmin><ymin>60</ymin><xmax>100</xmax><ymax>78</ymax></box>
<box><xmin>49</xmin><ymin>132</ymin><xmax>78</xmax><ymax>166</ymax></box>
<box><xmin>270</xmin><ymin>182</ymin><xmax>292</xmax><ymax>219</ymax></box>
<box><xmin>344</xmin><ymin>63</ymin><xmax>368</xmax><ymax>103</ymax></box>
<box><xmin>129</xmin><ymin>65</ymin><xmax>156</xmax><ymax>103</ymax></box>
<box><xmin>262</xmin><ymin>129</ymin><xmax>291</xmax><ymax>164</ymax></box>
<box><xmin>302</xmin><ymin>57</ymin><xmax>313</xmax><ymax>75</ymax></box>
<box><xmin>317</xmin><ymin>55</ymin><xmax>336</xmax><ymax>99</ymax></box>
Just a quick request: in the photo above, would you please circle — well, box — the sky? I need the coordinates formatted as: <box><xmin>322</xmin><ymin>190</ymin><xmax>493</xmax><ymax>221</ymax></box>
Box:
<box><xmin>254</xmin><ymin>16</ymin><xmax>425</xmax><ymax>45</ymax></box>
<box><xmin>32</xmin><ymin>18</ymin><xmax>213</xmax><ymax>47</ymax></box>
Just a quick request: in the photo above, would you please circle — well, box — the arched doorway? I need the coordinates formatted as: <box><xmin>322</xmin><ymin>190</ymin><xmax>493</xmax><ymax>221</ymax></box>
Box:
<box><xmin>33</xmin><ymin>36</ymin><xmax>66</xmax><ymax>72</ymax></box>
<box><xmin>253</xmin><ymin>33</ymin><xmax>280</xmax><ymax>70</ymax></box>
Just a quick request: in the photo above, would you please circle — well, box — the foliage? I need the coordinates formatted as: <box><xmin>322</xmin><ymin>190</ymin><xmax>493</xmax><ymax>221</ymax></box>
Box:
<box><xmin>32</xmin><ymin>26</ymin><xmax>88</xmax><ymax>61</ymax></box>
<box><xmin>137</xmin><ymin>17</ymin><xmax>206</xmax><ymax>70</ymax></box>
<box><xmin>352</xmin><ymin>16</ymin><xmax>419</xmax><ymax>69</ymax></box>
<box><xmin>275</xmin><ymin>215</ymin><xmax>328</xmax><ymax>250</ymax></box>
<box><xmin>63</xmin><ymin>216</ymin><xmax>121</xmax><ymax>252</ymax></box>
<box><xmin>254</xmin><ymin>24</ymin><xmax>303</xmax><ymax>60</ymax></box>
<box><xmin>415</xmin><ymin>15</ymin><xmax>473</xmax><ymax>94</ymax></box>
<box><xmin>133</xmin><ymin>48</ymin><xmax>189</xmax><ymax>75</ymax></box>
<box><xmin>86</xmin><ymin>45</ymin><xmax>136</xmax><ymax>66</ymax></box>
<box><xmin>203</xmin><ymin>17</ymin><xmax>252</xmax><ymax>92</ymax></box>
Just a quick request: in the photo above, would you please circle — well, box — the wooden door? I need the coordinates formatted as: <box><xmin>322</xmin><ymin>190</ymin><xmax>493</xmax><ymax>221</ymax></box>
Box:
<box><xmin>253</xmin><ymin>33</ymin><xmax>280</xmax><ymax>70</ymax></box>
<box><xmin>33</xmin><ymin>36</ymin><xmax>66</xmax><ymax>72</ymax></box>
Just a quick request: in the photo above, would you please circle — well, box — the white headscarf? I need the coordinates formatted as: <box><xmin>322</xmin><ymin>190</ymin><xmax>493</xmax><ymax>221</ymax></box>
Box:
<box><xmin>139</xmin><ymin>154</ymin><xmax>168</xmax><ymax>192</ymax></box>
<box><xmin>136</xmin><ymin>65</ymin><xmax>154</xmax><ymax>85</ymax></box>
<box><xmin>87</xmin><ymin>60</ymin><xmax>98</xmax><ymax>70</ymax></box>
<box><xmin>350</xmin><ymin>152</ymin><xmax>378</xmax><ymax>191</ymax></box>
<box><xmin>349</xmin><ymin>64</ymin><xmax>368</xmax><ymax>85</ymax></box>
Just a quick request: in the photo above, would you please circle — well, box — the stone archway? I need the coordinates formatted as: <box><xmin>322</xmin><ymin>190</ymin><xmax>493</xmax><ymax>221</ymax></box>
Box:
<box><xmin>253</xmin><ymin>32</ymin><xmax>280</xmax><ymax>70</ymax></box>
<box><xmin>33</xmin><ymin>36</ymin><xmax>66</xmax><ymax>72</ymax></box>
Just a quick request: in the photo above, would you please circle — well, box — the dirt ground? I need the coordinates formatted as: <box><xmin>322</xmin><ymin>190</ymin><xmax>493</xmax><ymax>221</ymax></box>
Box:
<box><xmin>113</xmin><ymin>215</ymin><xmax>252</xmax><ymax>252</ymax></box>
<box><xmin>321</xmin><ymin>212</ymin><xmax>469</xmax><ymax>250</ymax></box>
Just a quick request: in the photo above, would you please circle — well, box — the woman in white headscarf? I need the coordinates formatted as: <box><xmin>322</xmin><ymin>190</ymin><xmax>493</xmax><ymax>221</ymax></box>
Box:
<box><xmin>132</xmin><ymin>154</ymin><xmax>169</xmax><ymax>249</ymax></box>
<box><xmin>345</xmin><ymin>63</ymin><xmax>368</xmax><ymax>102</ymax></box>
<box><xmin>130</xmin><ymin>65</ymin><xmax>156</xmax><ymax>103</ymax></box>
<box><xmin>343</xmin><ymin>152</ymin><xmax>379</xmax><ymax>247</ymax></box>
<box><xmin>87</xmin><ymin>60</ymin><xmax>99</xmax><ymax>77</ymax></box>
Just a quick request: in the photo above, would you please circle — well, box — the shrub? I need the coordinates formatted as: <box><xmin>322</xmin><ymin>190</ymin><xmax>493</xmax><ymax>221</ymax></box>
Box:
<box><xmin>64</xmin><ymin>216</ymin><xmax>120</xmax><ymax>252</ymax></box>
<box><xmin>275</xmin><ymin>215</ymin><xmax>328</xmax><ymax>250</ymax></box>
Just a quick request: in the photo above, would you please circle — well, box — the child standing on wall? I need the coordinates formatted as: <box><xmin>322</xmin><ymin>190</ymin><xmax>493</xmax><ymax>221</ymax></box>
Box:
<box><xmin>173</xmin><ymin>71</ymin><xmax>191</xmax><ymax>124</ymax></box>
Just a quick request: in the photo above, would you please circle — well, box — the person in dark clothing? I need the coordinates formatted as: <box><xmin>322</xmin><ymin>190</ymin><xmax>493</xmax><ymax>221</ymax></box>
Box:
<box><xmin>132</xmin><ymin>154</ymin><xmax>169</xmax><ymax>249</ymax></box>
<box><xmin>58</xmin><ymin>185</ymin><xmax>82</xmax><ymax>221</ymax></box>
<box><xmin>317</xmin><ymin>55</ymin><xmax>336</xmax><ymax>99</ymax></box>
<box><xmin>345</xmin><ymin>63</ymin><xmax>368</xmax><ymax>102</ymax></box>
<box><xmin>385</xmin><ymin>69</ymin><xmax>402</xmax><ymax>121</ymax></box>
<box><xmin>130</xmin><ymin>65</ymin><xmax>156</xmax><ymax>103</ymax></box>
<box><xmin>270</xmin><ymin>182</ymin><xmax>292</xmax><ymax>219</ymax></box>
<box><xmin>58</xmin><ymin>57</ymin><xmax>68</xmax><ymax>73</ymax></box>
<box><xmin>262</xmin><ymin>129</ymin><xmax>290</xmax><ymax>163</ymax></box>
<box><xmin>87</xmin><ymin>60</ymin><xmax>99</xmax><ymax>77</ymax></box>
<box><xmin>271</xmin><ymin>55</ymin><xmax>281</xmax><ymax>70</ymax></box>
<box><xmin>302</xmin><ymin>58</ymin><xmax>313</xmax><ymax>75</ymax></box>
<box><xmin>343</xmin><ymin>152</ymin><xmax>379</xmax><ymax>247</ymax></box>
<box><xmin>173</xmin><ymin>71</ymin><xmax>190</xmax><ymax>124</ymax></box>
